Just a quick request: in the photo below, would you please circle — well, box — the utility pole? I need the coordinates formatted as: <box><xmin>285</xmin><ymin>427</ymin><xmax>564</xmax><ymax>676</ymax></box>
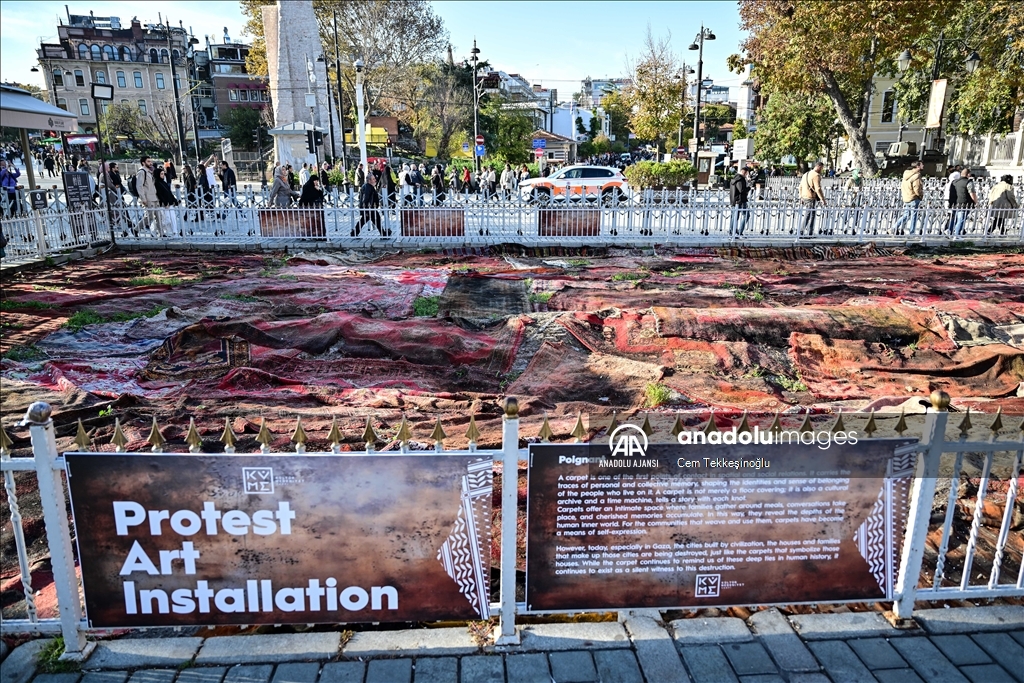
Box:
<box><xmin>471</xmin><ymin>39</ymin><xmax>480</xmax><ymax>173</ymax></box>
<box><xmin>689</xmin><ymin>25</ymin><xmax>715</xmax><ymax>151</ymax></box>
<box><xmin>161</xmin><ymin>17</ymin><xmax>187</xmax><ymax>166</ymax></box>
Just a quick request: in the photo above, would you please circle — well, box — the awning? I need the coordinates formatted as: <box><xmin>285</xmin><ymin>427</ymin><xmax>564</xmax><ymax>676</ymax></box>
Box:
<box><xmin>0</xmin><ymin>84</ymin><xmax>78</xmax><ymax>132</ymax></box>
<box><xmin>66</xmin><ymin>136</ymin><xmax>98</xmax><ymax>145</ymax></box>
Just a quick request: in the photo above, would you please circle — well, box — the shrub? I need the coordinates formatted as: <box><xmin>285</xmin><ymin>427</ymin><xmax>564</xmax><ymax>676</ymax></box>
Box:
<box><xmin>644</xmin><ymin>382</ymin><xmax>672</xmax><ymax>407</ymax></box>
<box><xmin>412</xmin><ymin>296</ymin><xmax>440</xmax><ymax>317</ymax></box>
<box><xmin>623</xmin><ymin>160</ymin><xmax>697</xmax><ymax>190</ymax></box>
<box><xmin>2</xmin><ymin>345</ymin><xmax>45</xmax><ymax>362</ymax></box>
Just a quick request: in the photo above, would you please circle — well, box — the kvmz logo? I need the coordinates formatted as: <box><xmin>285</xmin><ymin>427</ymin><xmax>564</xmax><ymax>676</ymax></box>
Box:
<box><xmin>608</xmin><ymin>424</ymin><xmax>648</xmax><ymax>458</ymax></box>
<box><xmin>243</xmin><ymin>467</ymin><xmax>274</xmax><ymax>494</ymax></box>
<box><xmin>695</xmin><ymin>573</ymin><xmax>721</xmax><ymax>598</ymax></box>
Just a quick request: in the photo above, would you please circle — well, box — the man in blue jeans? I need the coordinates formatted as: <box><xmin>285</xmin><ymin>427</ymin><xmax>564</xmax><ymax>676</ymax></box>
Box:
<box><xmin>894</xmin><ymin>161</ymin><xmax>924</xmax><ymax>236</ymax></box>
<box><xmin>729</xmin><ymin>166</ymin><xmax>750</xmax><ymax>238</ymax></box>
<box><xmin>950</xmin><ymin>167</ymin><xmax>978</xmax><ymax>238</ymax></box>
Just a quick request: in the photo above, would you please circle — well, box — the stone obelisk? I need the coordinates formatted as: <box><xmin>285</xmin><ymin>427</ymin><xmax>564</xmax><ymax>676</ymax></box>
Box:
<box><xmin>262</xmin><ymin>0</ymin><xmax>341</xmax><ymax>166</ymax></box>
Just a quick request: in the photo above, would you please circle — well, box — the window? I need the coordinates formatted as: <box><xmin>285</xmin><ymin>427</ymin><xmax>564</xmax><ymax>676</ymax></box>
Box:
<box><xmin>78</xmin><ymin>44</ymin><xmax>88</xmax><ymax>60</ymax></box>
<box><xmin>239</xmin><ymin>89</ymin><xmax>249</xmax><ymax>102</ymax></box>
<box><xmin>261</xmin><ymin>90</ymin><xmax>270</xmax><ymax>102</ymax></box>
<box><xmin>120</xmin><ymin>46</ymin><xmax>132</xmax><ymax>62</ymax></box>
<box><xmin>138</xmin><ymin>100</ymin><xmax>147</xmax><ymax>115</ymax></box>
<box><xmin>74</xmin><ymin>69</ymin><xmax>85</xmax><ymax>87</ymax></box>
<box><xmin>174</xmin><ymin>74</ymin><xmax>180</xmax><ymax>90</ymax></box>
<box><xmin>881</xmin><ymin>91</ymin><xmax>897</xmax><ymax>123</ymax></box>
<box><xmin>104</xmin><ymin>45</ymin><xmax>115</xmax><ymax>61</ymax></box>
<box><xmin>150</xmin><ymin>49</ymin><xmax>158</xmax><ymax>64</ymax></box>
<box><xmin>172</xmin><ymin>49</ymin><xmax>180</xmax><ymax>62</ymax></box>
<box><xmin>581</xmin><ymin>168</ymin><xmax>613</xmax><ymax>178</ymax></box>
<box><xmin>95</xmin><ymin>71</ymin><xmax>106</xmax><ymax>84</ymax></box>
<box><xmin>57</xmin><ymin>97</ymin><xmax>67</xmax><ymax>110</ymax></box>
<box><xmin>52</xmin><ymin>68</ymin><xmax>64</xmax><ymax>86</ymax></box>
<box><xmin>116</xmin><ymin>71</ymin><xmax>126</xmax><ymax>88</ymax></box>
<box><xmin>91</xmin><ymin>45</ymin><xmax>101</xmax><ymax>61</ymax></box>
<box><xmin>161</xmin><ymin>49</ymin><xmax>169</xmax><ymax>64</ymax></box>
<box><xmin>228</xmin><ymin>89</ymin><xmax>238</xmax><ymax>101</ymax></box>
<box><xmin>874</xmin><ymin>140</ymin><xmax>894</xmax><ymax>152</ymax></box>
<box><xmin>156</xmin><ymin>73</ymin><xmax>165</xmax><ymax>89</ymax></box>
<box><xmin>134</xmin><ymin>71</ymin><xmax>143</xmax><ymax>88</ymax></box>
<box><xmin>121</xmin><ymin>99</ymin><xmax>129</xmax><ymax>104</ymax></box>
<box><xmin>79</xmin><ymin>99</ymin><xmax>90</xmax><ymax>116</ymax></box>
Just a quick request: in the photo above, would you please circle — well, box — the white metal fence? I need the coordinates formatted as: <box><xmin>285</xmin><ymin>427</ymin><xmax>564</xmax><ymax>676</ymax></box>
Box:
<box><xmin>2</xmin><ymin>394</ymin><xmax>1021</xmax><ymax>658</ymax></box>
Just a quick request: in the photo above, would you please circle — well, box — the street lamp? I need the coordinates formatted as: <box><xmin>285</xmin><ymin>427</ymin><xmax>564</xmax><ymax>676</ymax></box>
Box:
<box><xmin>316</xmin><ymin>55</ymin><xmax>337</xmax><ymax>163</ymax></box>
<box><xmin>673</xmin><ymin>66</ymin><xmax>695</xmax><ymax>149</ymax></box>
<box><xmin>31</xmin><ymin>62</ymin><xmax>73</xmax><ymax>155</ymax></box>
<box><xmin>688</xmin><ymin>25</ymin><xmax>715</xmax><ymax>151</ymax></box>
<box><xmin>353</xmin><ymin>58</ymin><xmax>368</xmax><ymax>173</ymax></box>
<box><xmin>470</xmin><ymin>39</ymin><xmax>481</xmax><ymax>172</ymax></box>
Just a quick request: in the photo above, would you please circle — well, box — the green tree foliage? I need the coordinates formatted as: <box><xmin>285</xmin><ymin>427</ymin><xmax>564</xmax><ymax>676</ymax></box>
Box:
<box><xmin>626</xmin><ymin>27</ymin><xmax>685</xmax><ymax>153</ymax></box>
<box><xmin>732</xmin><ymin>119</ymin><xmax>749</xmax><ymax>140</ymax></box>
<box><xmin>220</xmin><ymin>106</ymin><xmax>267</xmax><ymax>152</ymax></box>
<box><xmin>623</xmin><ymin>160</ymin><xmax>696</xmax><ymax>189</ymax></box>
<box><xmin>588</xmin><ymin>111</ymin><xmax>602</xmax><ymax>139</ymax></box>
<box><xmin>478</xmin><ymin>97</ymin><xmax>534</xmax><ymax>165</ymax></box>
<box><xmin>103</xmin><ymin>102</ymin><xmax>156</xmax><ymax>145</ymax></box>
<box><xmin>600</xmin><ymin>90</ymin><xmax>632</xmax><ymax>145</ymax></box>
<box><xmin>753</xmin><ymin>91</ymin><xmax>835</xmax><ymax>168</ymax></box>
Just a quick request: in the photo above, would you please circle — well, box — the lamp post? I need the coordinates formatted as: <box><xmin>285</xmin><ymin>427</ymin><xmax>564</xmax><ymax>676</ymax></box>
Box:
<box><xmin>354</xmin><ymin>58</ymin><xmax>368</xmax><ymax>172</ymax></box>
<box><xmin>305</xmin><ymin>56</ymin><xmax>320</xmax><ymax>169</ymax></box>
<box><xmin>470</xmin><ymin>39</ymin><xmax>481</xmax><ymax>172</ymax></box>
<box><xmin>158</xmin><ymin>19</ymin><xmax>188</xmax><ymax>167</ymax></box>
<box><xmin>316</xmin><ymin>55</ymin><xmax>337</xmax><ymax>163</ymax></box>
<box><xmin>32</xmin><ymin>61</ymin><xmax>72</xmax><ymax>160</ymax></box>
<box><xmin>688</xmin><ymin>25</ymin><xmax>715</xmax><ymax>151</ymax></box>
<box><xmin>673</xmin><ymin>66</ymin><xmax>695</xmax><ymax>150</ymax></box>
<box><xmin>897</xmin><ymin>34</ymin><xmax>981</xmax><ymax>162</ymax></box>
<box><xmin>332</xmin><ymin>11</ymin><xmax>347</xmax><ymax>178</ymax></box>
<box><xmin>186</xmin><ymin>33</ymin><xmax>201</xmax><ymax>165</ymax></box>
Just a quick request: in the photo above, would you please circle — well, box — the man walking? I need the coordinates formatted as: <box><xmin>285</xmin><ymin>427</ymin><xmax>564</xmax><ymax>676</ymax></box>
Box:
<box><xmin>894</xmin><ymin>161</ymin><xmax>924</xmax><ymax>236</ymax></box>
<box><xmin>0</xmin><ymin>158</ymin><xmax>20</xmax><ymax>217</ymax></box>
<box><xmin>134</xmin><ymin>155</ymin><xmax>159</xmax><ymax>235</ymax></box>
<box><xmin>950</xmin><ymin>167</ymin><xmax>978</xmax><ymax>238</ymax></box>
<box><xmin>798</xmin><ymin>161</ymin><xmax>826</xmax><ymax>236</ymax></box>
<box><xmin>352</xmin><ymin>172</ymin><xmax>390</xmax><ymax>237</ymax></box>
<box><xmin>730</xmin><ymin>165</ymin><xmax>750</xmax><ymax>238</ymax></box>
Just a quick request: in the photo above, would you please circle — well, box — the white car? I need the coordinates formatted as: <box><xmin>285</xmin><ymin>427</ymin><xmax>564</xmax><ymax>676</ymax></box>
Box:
<box><xmin>519</xmin><ymin>165</ymin><xmax>630</xmax><ymax>203</ymax></box>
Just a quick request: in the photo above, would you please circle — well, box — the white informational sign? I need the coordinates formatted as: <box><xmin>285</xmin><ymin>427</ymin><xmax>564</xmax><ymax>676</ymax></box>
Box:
<box><xmin>733</xmin><ymin>138</ymin><xmax>755</xmax><ymax>161</ymax></box>
<box><xmin>925</xmin><ymin>79</ymin><xmax>948</xmax><ymax>129</ymax></box>
<box><xmin>221</xmin><ymin>138</ymin><xmax>233</xmax><ymax>166</ymax></box>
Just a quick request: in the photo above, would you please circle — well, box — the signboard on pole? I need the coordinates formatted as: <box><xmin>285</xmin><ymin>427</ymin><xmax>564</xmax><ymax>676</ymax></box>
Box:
<box><xmin>30</xmin><ymin>190</ymin><xmax>48</xmax><ymax>211</ymax></box>
<box><xmin>532</xmin><ymin>139</ymin><xmax>547</xmax><ymax>149</ymax></box>
<box><xmin>220</xmin><ymin>137</ymin><xmax>234</xmax><ymax>167</ymax></box>
<box><xmin>534</xmin><ymin>148</ymin><xmax>545</xmax><ymax>159</ymax></box>
<box><xmin>475</xmin><ymin>144</ymin><xmax>486</xmax><ymax>157</ymax></box>
<box><xmin>62</xmin><ymin>171</ymin><xmax>92</xmax><ymax>211</ymax></box>
<box><xmin>462</xmin><ymin>142</ymin><xmax>470</xmax><ymax>153</ymax></box>
<box><xmin>475</xmin><ymin>134</ymin><xmax>485</xmax><ymax>145</ymax></box>
<box><xmin>524</xmin><ymin>436</ymin><xmax>915</xmax><ymax>612</ymax></box>
<box><xmin>925</xmin><ymin>79</ymin><xmax>948</xmax><ymax>129</ymax></box>
<box><xmin>65</xmin><ymin>453</ymin><xmax>492</xmax><ymax>626</ymax></box>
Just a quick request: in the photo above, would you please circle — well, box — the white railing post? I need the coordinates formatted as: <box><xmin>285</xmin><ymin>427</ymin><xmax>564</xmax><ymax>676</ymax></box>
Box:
<box><xmin>893</xmin><ymin>390</ymin><xmax>949</xmax><ymax>621</ymax></box>
<box><xmin>495</xmin><ymin>396</ymin><xmax>521</xmax><ymax>645</ymax></box>
<box><xmin>24</xmin><ymin>401</ymin><xmax>94</xmax><ymax>660</ymax></box>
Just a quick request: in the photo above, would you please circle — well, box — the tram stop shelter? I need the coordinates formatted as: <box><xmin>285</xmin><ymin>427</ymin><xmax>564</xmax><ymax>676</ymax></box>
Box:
<box><xmin>0</xmin><ymin>84</ymin><xmax>78</xmax><ymax>191</ymax></box>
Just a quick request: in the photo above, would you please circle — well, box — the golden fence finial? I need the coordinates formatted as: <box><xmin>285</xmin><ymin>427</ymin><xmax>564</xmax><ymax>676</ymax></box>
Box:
<box><xmin>894</xmin><ymin>409</ymin><xmax>908</xmax><ymax>436</ymax></box>
<box><xmin>703</xmin><ymin>411</ymin><xmax>717</xmax><ymax>435</ymax></box>
<box><xmin>538</xmin><ymin>414</ymin><xmax>554</xmax><ymax>442</ymax></box>
<box><xmin>737</xmin><ymin>410</ymin><xmax>751</xmax><ymax>434</ymax></box>
<box><xmin>362</xmin><ymin>416</ymin><xmax>378</xmax><ymax>451</ymax></box>
<box><xmin>571</xmin><ymin>413</ymin><xmax>587</xmax><ymax>442</ymax></box>
<box><xmin>769</xmin><ymin>411</ymin><xmax>782</xmax><ymax>434</ymax></box>
<box><xmin>111</xmin><ymin>418</ymin><xmax>128</xmax><ymax>453</ymax></box>
<box><xmin>504</xmin><ymin>397</ymin><xmax>519</xmax><ymax>419</ymax></box>
<box><xmin>73</xmin><ymin>419</ymin><xmax>92</xmax><ymax>450</ymax></box>
<box><xmin>670</xmin><ymin>414</ymin><xmax>684</xmax><ymax>437</ymax></box>
<box><xmin>185</xmin><ymin>417</ymin><xmax>202</xmax><ymax>453</ymax></box>
<box><xmin>429</xmin><ymin>417</ymin><xmax>447</xmax><ymax>448</ymax></box>
<box><xmin>396</xmin><ymin>415</ymin><xmax>413</xmax><ymax>449</ymax></box>
<box><xmin>256</xmin><ymin>417</ymin><xmax>273</xmax><ymax>453</ymax></box>
<box><xmin>988</xmin><ymin>407</ymin><xmax>1003</xmax><ymax>436</ymax></box>
<box><xmin>864</xmin><ymin>409</ymin><xmax>878</xmax><ymax>437</ymax></box>
<box><xmin>606</xmin><ymin>411</ymin><xmax>620</xmax><ymax>434</ymax></box>
<box><xmin>930</xmin><ymin>390</ymin><xmax>951</xmax><ymax>412</ymax></box>
<box><xmin>291</xmin><ymin>417</ymin><xmax>307</xmax><ymax>453</ymax></box>
<box><xmin>830</xmin><ymin>410</ymin><xmax>845</xmax><ymax>434</ymax></box>
<box><xmin>147</xmin><ymin>416</ymin><xmax>166</xmax><ymax>453</ymax></box>
<box><xmin>798</xmin><ymin>412</ymin><xmax>813</xmax><ymax>434</ymax></box>
<box><xmin>957</xmin><ymin>408</ymin><xmax>972</xmax><ymax>439</ymax></box>
<box><xmin>465</xmin><ymin>414</ymin><xmax>481</xmax><ymax>445</ymax></box>
<box><xmin>327</xmin><ymin>417</ymin><xmax>343</xmax><ymax>453</ymax></box>
<box><xmin>220</xmin><ymin>417</ymin><xmax>237</xmax><ymax>453</ymax></box>
<box><xmin>640</xmin><ymin>414</ymin><xmax>654</xmax><ymax>436</ymax></box>
<box><xmin>0</xmin><ymin>425</ymin><xmax>13</xmax><ymax>456</ymax></box>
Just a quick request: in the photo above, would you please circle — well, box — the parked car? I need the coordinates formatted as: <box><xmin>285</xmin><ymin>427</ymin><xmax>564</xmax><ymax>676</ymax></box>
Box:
<box><xmin>519</xmin><ymin>165</ymin><xmax>629</xmax><ymax>204</ymax></box>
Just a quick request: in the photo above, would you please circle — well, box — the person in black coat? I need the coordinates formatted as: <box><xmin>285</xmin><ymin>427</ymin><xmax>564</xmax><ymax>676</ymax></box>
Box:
<box><xmin>298</xmin><ymin>176</ymin><xmax>325</xmax><ymax>208</ymax></box>
<box><xmin>352</xmin><ymin>173</ymin><xmax>391</xmax><ymax>237</ymax></box>
<box><xmin>729</xmin><ymin>166</ymin><xmax>750</xmax><ymax>238</ymax></box>
<box><xmin>153</xmin><ymin>166</ymin><xmax>178</xmax><ymax>207</ymax></box>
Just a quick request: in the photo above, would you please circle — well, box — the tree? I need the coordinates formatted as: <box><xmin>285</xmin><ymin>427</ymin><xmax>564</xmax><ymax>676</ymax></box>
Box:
<box><xmin>739</xmin><ymin>0</ymin><xmax>947</xmax><ymax>176</ymax></box>
<box><xmin>588</xmin><ymin>110</ymin><xmax>602</xmax><ymax>139</ymax></box>
<box><xmin>104</xmin><ymin>102</ymin><xmax>156</xmax><ymax>146</ymax></box>
<box><xmin>600</xmin><ymin>90</ymin><xmax>631</xmax><ymax>145</ymax></box>
<box><xmin>732</xmin><ymin>119</ymin><xmax>749</xmax><ymax>140</ymax></box>
<box><xmin>221</xmin><ymin>106</ymin><xmax>268</xmax><ymax>151</ymax></box>
<box><xmin>478</xmin><ymin>96</ymin><xmax>534</xmax><ymax>165</ymax></box>
<box><xmin>575</xmin><ymin>116</ymin><xmax>586</xmax><ymax>136</ymax></box>
<box><xmin>389</xmin><ymin>62</ymin><xmax>471</xmax><ymax>156</ymax></box>
<box><xmin>626</xmin><ymin>27</ymin><xmax>685</xmax><ymax>153</ymax></box>
<box><xmin>752</xmin><ymin>91</ymin><xmax>834</xmax><ymax>169</ymax></box>
<box><xmin>592</xmin><ymin>134</ymin><xmax>612</xmax><ymax>155</ymax></box>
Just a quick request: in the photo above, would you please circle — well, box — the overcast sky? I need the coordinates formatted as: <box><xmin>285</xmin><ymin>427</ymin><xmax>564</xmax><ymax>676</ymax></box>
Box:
<box><xmin>1</xmin><ymin>1</ymin><xmax>746</xmax><ymax>95</ymax></box>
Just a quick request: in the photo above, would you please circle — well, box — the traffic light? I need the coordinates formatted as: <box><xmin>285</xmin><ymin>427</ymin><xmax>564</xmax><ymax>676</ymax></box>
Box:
<box><xmin>306</xmin><ymin>130</ymin><xmax>315</xmax><ymax>154</ymax></box>
<box><xmin>313</xmin><ymin>131</ymin><xmax>323</xmax><ymax>146</ymax></box>
<box><xmin>253</xmin><ymin>129</ymin><xmax>261</xmax><ymax>145</ymax></box>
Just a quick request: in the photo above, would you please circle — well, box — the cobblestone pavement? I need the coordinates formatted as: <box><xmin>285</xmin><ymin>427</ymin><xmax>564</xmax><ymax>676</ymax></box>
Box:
<box><xmin>3</xmin><ymin>607</ymin><xmax>1021</xmax><ymax>683</ymax></box>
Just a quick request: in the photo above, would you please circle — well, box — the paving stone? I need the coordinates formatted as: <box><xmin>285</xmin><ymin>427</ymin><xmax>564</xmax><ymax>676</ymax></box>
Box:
<box><xmin>175</xmin><ymin>667</ymin><xmax>227</xmax><ymax>683</ymax></box>
<box><xmin>845</xmin><ymin>638</ymin><xmax>908</xmax><ymax>670</ymax></box>
<box><xmin>969</xmin><ymin>632</ymin><xmax>1024</xmax><ymax>682</ymax></box>
<box><xmin>223</xmin><ymin>664</ymin><xmax>274</xmax><ymax>683</ymax></box>
<box><xmin>623</xmin><ymin>613</ymin><xmax>686</xmax><ymax>683</ymax></box>
<box><xmin>789</xmin><ymin>613</ymin><xmax>900</xmax><ymax>640</ymax></box>
<box><xmin>504</xmin><ymin>654</ymin><xmax>550</xmax><ymax>683</ymax></box>
<box><xmin>85</xmin><ymin>639</ymin><xmax>203</xmax><ymax>670</ymax></box>
<box><xmin>1010</xmin><ymin>631</ymin><xmax>1024</xmax><ymax>648</ymax></box>
<box><xmin>914</xmin><ymin>606</ymin><xmax>1024</xmax><ymax>634</ymax></box>
<box><xmin>317</xmin><ymin>662</ymin><xmax>364</xmax><ymax>683</ymax></box>
<box><xmin>270</xmin><ymin>663</ymin><xmax>320</xmax><ymax>683</ymax></box>
<box><xmin>928</xmin><ymin>635</ymin><xmax>992</xmax><ymax>666</ymax></box>
<box><xmin>671</xmin><ymin>618</ymin><xmax>752</xmax><ymax>647</ymax></box>
<box><xmin>516</xmin><ymin>623</ymin><xmax>629</xmax><ymax>652</ymax></box>
<box><xmin>548</xmin><ymin>651</ymin><xmax>598</xmax><ymax>683</ymax></box>
<box><xmin>80</xmin><ymin>673</ymin><xmax>128</xmax><ymax>683</ymax></box>
<box><xmin>412</xmin><ymin>657</ymin><xmax>457</xmax><ymax>683</ymax></box>
<box><xmin>591</xmin><ymin>651</ymin><xmax>643</xmax><ymax>683</ymax></box>
<box><xmin>0</xmin><ymin>638</ymin><xmax>50</xmax><ymax>683</ymax></box>
<box><xmin>32</xmin><ymin>674</ymin><xmax>81</xmax><ymax>683</ymax></box>
<box><xmin>366</xmin><ymin>659</ymin><xmax>411</xmax><ymax>683</ymax></box>
<box><xmin>889</xmin><ymin>637</ymin><xmax>969</xmax><ymax>683</ymax></box>
<box><xmin>126</xmin><ymin>671</ymin><xmax>176</xmax><ymax>683</ymax></box>
<box><xmin>786</xmin><ymin>676</ymin><xmax>831</xmax><ymax>683</ymax></box>
<box><xmin>736</xmin><ymin>676</ymin><xmax>784</xmax><ymax>683</ymax></box>
<box><xmin>343</xmin><ymin>629</ymin><xmax>478</xmax><ymax>658</ymax></box>
<box><xmin>961</xmin><ymin>664</ymin><xmax>1018</xmax><ymax>683</ymax></box>
<box><xmin>721</xmin><ymin>642</ymin><xmax>777</xmax><ymax>677</ymax></box>
<box><xmin>679</xmin><ymin>646</ymin><xmax>739</xmax><ymax>683</ymax></box>
<box><xmin>197</xmin><ymin>635</ymin><xmax>340</xmax><ymax>666</ymax></box>
<box><xmin>873</xmin><ymin>669</ymin><xmax>925</xmax><ymax>683</ymax></box>
<box><xmin>747</xmin><ymin>608</ymin><xmax>819</xmax><ymax>674</ymax></box>
<box><xmin>804</xmin><ymin>641</ymin><xmax>875</xmax><ymax>683</ymax></box>
<box><xmin>458</xmin><ymin>656</ymin><xmax>502</xmax><ymax>683</ymax></box>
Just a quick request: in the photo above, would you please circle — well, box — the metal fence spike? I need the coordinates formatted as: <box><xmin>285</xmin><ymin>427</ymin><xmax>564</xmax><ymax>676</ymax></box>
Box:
<box><xmin>831</xmin><ymin>410</ymin><xmax>845</xmax><ymax>434</ymax></box>
<box><xmin>73</xmin><ymin>419</ymin><xmax>92</xmax><ymax>450</ymax></box>
<box><xmin>147</xmin><ymin>416</ymin><xmax>166</xmax><ymax>452</ymax></box>
<box><xmin>670</xmin><ymin>414</ymin><xmax>684</xmax><ymax>437</ymax></box>
<box><xmin>640</xmin><ymin>413</ymin><xmax>654</xmax><ymax>436</ymax></box>
<box><xmin>291</xmin><ymin>417</ymin><xmax>308</xmax><ymax>445</ymax></box>
<box><xmin>327</xmin><ymin>417</ymin><xmax>343</xmax><ymax>447</ymax></box>
<box><xmin>606</xmin><ymin>411</ymin><xmax>620</xmax><ymax>434</ymax></box>
<box><xmin>429</xmin><ymin>417</ymin><xmax>447</xmax><ymax>445</ymax></box>
<box><xmin>464</xmin><ymin>414</ymin><xmax>481</xmax><ymax>444</ymax></box>
<box><xmin>256</xmin><ymin>417</ymin><xmax>273</xmax><ymax>447</ymax></box>
<box><xmin>0</xmin><ymin>426</ymin><xmax>12</xmax><ymax>456</ymax></box>
<box><xmin>703</xmin><ymin>410</ymin><xmax>717</xmax><ymax>434</ymax></box>
<box><xmin>110</xmin><ymin>418</ymin><xmax>128</xmax><ymax>452</ymax></box>
<box><xmin>864</xmin><ymin>409</ymin><xmax>878</xmax><ymax>437</ymax></box>
<box><xmin>988</xmin><ymin>407</ymin><xmax>1003</xmax><ymax>435</ymax></box>
<box><xmin>395</xmin><ymin>415</ymin><xmax>412</xmax><ymax>446</ymax></box>
<box><xmin>571</xmin><ymin>413</ymin><xmax>587</xmax><ymax>442</ymax></box>
<box><xmin>537</xmin><ymin>414</ymin><xmax>553</xmax><ymax>442</ymax></box>
<box><xmin>895</xmin><ymin>409</ymin><xmax>908</xmax><ymax>436</ymax></box>
<box><xmin>769</xmin><ymin>411</ymin><xmax>782</xmax><ymax>434</ymax></box>
<box><xmin>737</xmin><ymin>411</ymin><xmax>751</xmax><ymax>434</ymax></box>
<box><xmin>957</xmin><ymin>408</ymin><xmax>972</xmax><ymax>438</ymax></box>
<box><xmin>362</xmin><ymin>416</ymin><xmax>378</xmax><ymax>450</ymax></box>
<box><xmin>799</xmin><ymin>412</ymin><xmax>813</xmax><ymax>433</ymax></box>
<box><xmin>185</xmin><ymin>417</ymin><xmax>203</xmax><ymax>453</ymax></box>
<box><xmin>220</xmin><ymin>417</ymin><xmax>237</xmax><ymax>452</ymax></box>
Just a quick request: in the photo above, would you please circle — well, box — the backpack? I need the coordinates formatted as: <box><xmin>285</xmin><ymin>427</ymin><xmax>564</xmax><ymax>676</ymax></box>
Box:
<box><xmin>127</xmin><ymin>174</ymin><xmax>139</xmax><ymax>197</ymax></box>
